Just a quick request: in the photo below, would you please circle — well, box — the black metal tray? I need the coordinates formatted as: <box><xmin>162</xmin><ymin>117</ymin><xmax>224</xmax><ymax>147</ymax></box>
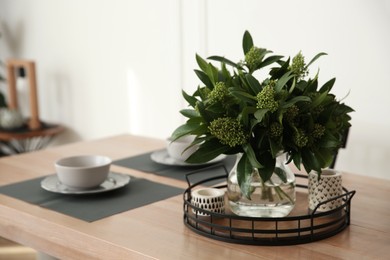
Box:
<box><xmin>183</xmin><ymin>165</ymin><xmax>355</xmax><ymax>246</ymax></box>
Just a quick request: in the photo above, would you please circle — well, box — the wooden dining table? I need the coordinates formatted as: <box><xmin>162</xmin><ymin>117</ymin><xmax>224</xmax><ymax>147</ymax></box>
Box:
<box><xmin>0</xmin><ymin>134</ymin><xmax>389</xmax><ymax>259</ymax></box>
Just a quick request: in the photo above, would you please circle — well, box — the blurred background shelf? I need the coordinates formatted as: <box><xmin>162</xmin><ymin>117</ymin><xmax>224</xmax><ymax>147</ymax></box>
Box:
<box><xmin>0</xmin><ymin>122</ymin><xmax>64</xmax><ymax>155</ymax></box>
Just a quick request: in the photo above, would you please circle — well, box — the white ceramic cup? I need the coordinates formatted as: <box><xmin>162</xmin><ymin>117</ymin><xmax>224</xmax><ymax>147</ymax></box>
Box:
<box><xmin>55</xmin><ymin>155</ymin><xmax>111</xmax><ymax>189</ymax></box>
<box><xmin>191</xmin><ymin>188</ymin><xmax>225</xmax><ymax>216</ymax></box>
<box><xmin>308</xmin><ymin>169</ymin><xmax>343</xmax><ymax>212</ymax></box>
<box><xmin>167</xmin><ymin>135</ymin><xmax>198</xmax><ymax>162</ymax></box>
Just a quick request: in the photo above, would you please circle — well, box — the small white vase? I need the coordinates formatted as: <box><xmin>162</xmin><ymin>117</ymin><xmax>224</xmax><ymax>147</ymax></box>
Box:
<box><xmin>0</xmin><ymin>108</ymin><xmax>24</xmax><ymax>129</ymax></box>
<box><xmin>308</xmin><ymin>169</ymin><xmax>343</xmax><ymax>212</ymax></box>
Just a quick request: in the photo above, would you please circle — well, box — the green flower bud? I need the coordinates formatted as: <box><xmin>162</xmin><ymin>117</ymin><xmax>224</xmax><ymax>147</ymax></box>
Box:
<box><xmin>293</xmin><ymin>128</ymin><xmax>308</xmax><ymax>147</ymax></box>
<box><xmin>256</xmin><ymin>83</ymin><xmax>278</xmax><ymax>112</ymax></box>
<box><xmin>312</xmin><ymin>105</ymin><xmax>324</xmax><ymax>116</ymax></box>
<box><xmin>312</xmin><ymin>123</ymin><xmax>325</xmax><ymax>139</ymax></box>
<box><xmin>245</xmin><ymin>46</ymin><xmax>262</xmax><ymax>71</ymax></box>
<box><xmin>269</xmin><ymin>122</ymin><xmax>283</xmax><ymax>139</ymax></box>
<box><xmin>290</xmin><ymin>52</ymin><xmax>307</xmax><ymax>79</ymax></box>
<box><xmin>208</xmin><ymin>82</ymin><xmax>229</xmax><ymax>105</ymax></box>
<box><xmin>285</xmin><ymin>105</ymin><xmax>299</xmax><ymax>123</ymax></box>
<box><xmin>208</xmin><ymin>117</ymin><xmax>247</xmax><ymax>147</ymax></box>
<box><xmin>199</xmin><ymin>87</ymin><xmax>211</xmax><ymax>98</ymax></box>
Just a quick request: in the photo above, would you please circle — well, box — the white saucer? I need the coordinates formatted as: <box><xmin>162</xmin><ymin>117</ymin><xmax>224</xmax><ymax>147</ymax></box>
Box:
<box><xmin>41</xmin><ymin>172</ymin><xmax>130</xmax><ymax>194</ymax></box>
<box><xmin>150</xmin><ymin>150</ymin><xmax>226</xmax><ymax>166</ymax></box>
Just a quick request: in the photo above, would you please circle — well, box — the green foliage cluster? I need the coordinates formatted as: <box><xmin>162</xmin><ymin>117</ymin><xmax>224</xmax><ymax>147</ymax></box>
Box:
<box><xmin>171</xmin><ymin>31</ymin><xmax>353</xmax><ymax>197</ymax></box>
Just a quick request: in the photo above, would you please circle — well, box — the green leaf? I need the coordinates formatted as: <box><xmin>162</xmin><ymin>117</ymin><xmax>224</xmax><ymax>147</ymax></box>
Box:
<box><xmin>257</xmin><ymin>153</ymin><xmax>275</xmax><ymax>182</ymax></box>
<box><xmin>291</xmin><ymin>152</ymin><xmax>302</xmax><ymax>170</ymax></box>
<box><xmin>171</xmin><ymin>122</ymin><xmax>202</xmax><ymax>141</ymax></box>
<box><xmin>242</xmin><ymin>30</ymin><xmax>254</xmax><ymax>55</ymax></box>
<box><xmin>270</xmin><ymin>57</ymin><xmax>290</xmax><ymax>79</ymax></box>
<box><xmin>311</xmin><ymin>90</ymin><xmax>329</xmax><ymax>108</ymax></box>
<box><xmin>274</xmin><ymin>167</ymin><xmax>287</xmax><ymax>183</ymax></box>
<box><xmin>182</xmin><ymin>90</ymin><xmax>198</xmax><ymax>107</ymax></box>
<box><xmin>239</xmin><ymin>106</ymin><xmax>257</xmax><ymax>127</ymax></box>
<box><xmin>319</xmin><ymin>78</ymin><xmax>336</xmax><ymax>93</ymax></box>
<box><xmin>186</xmin><ymin>139</ymin><xmax>230</xmax><ymax>163</ymax></box>
<box><xmin>269</xmin><ymin>138</ymin><xmax>283</xmax><ymax>158</ymax></box>
<box><xmin>220</xmin><ymin>63</ymin><xmax>231</xmax><ymax>81</ymax></box>
<box><xmin>194</xmin><ymin>69</ymin><xmax>214</xmax><ymax>89</ymax></box>
<box><xmin>277</xmin><ymin>110</ymin><xmax>283</xmax><ymax>124</ymax></box>
<box><xmin>302</xmin><ymin>149</ymin><xmax>321</xmax><ymax>173</ymax></box>
<box><xmin>186</xmin><ymin>117</ymin><xmax>204</xmax><ymax>124</ymax></box>
<box><xmin>237</xmin><ymin>73</ymin><xmax>251</xmax><ymax>92</ymax></box>
<box><xmin>318</xmin><ymin>132</ymin><xmax>341</xmax><ymax>148</ymax></box>
<box><xmin>196</xmin><ymin>54</ymin><xmax>209</xmax><ymax>73</ymax></box>
<box><xmin>258</xmin><ymin>55</ymin><xmax>284</xmax><ymax>69</ymax></box>
<box><xmin>295</xmin><ymin>80</ymin><xmax>308</xmax><ymax>92</ymax></box>
<box><xmin>237</xmin><ymin>154</ymin><xmax>254</xmax><ymax>199</ymax></box>
<box><xmin>195</xmin><ymin>101</ymin><xmax>213</xmax><ymax>123</ymax></box>
<box><xmin>305</xmin><ymin>52</ymin><xmax>327</xmax><ymax>69</ymax></box>
<box><xmin>207</xmin><ymin>55</ymin><xmax>241</xmax><ymax>68</ymax></box>
<box><xmin>205</xmin><ymin>102</ymin><xmax>226</xmax><ymax>114</ymax></box>
<box><xmin>243</xmin><ymin>143</ymin><xmax>262</xmax><ymax>168</ymax></box>
<box><xmin>314</xmin><ymin>148</ymin><xmax>334</xmax><ymax>168</ymax></box>
<box><xmin>275</xmin><ymin>71</ymin><xmax>294</xmax><ymax>92</ymax></box>
<box><xmin>230</xmin><ymin>89</ymin><xmax>257</xmax><ymax>103</ymax></box>
<box><xmin>237</xmin><ymin>154</ymin><xmax>247</xmax><ymax>189</ymax></box>
<box><xmin>209</xmin><ymin>63</ymin><xmax>219</xmax><ymax>85</ymax></box>
<box><xmin>245</xmin><ymin>74</ymin><xmax>262</xmax><ymax>94</ymax></box>
<box><xmin>281</xmin><ymin>96</ymin><xmax>311</xmax><ymax>109</ymax></box>
<box><xmin>288</xmin><ymin>77</ymin><xmax>296</xmax><ymax>94</ymax></box>
<box><xmin>180</xmin><ymin>109</ymin><xmax>199</xmax><ymax>118</ymax></box>
<box><xmin>305</xmin><ymin>77</ymin><xmax>319</xmax><ymax>93</ymax></box>
<box><xmin>254</xmin><ymin>109</ymin><xmax>268</xmax><ymax>122</ymax></box>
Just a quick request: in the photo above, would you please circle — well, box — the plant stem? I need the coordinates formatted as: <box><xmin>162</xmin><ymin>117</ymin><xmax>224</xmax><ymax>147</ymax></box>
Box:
<box><xmin>268</xmin><ymin>179</ymin><xmax>295</xmax><ymax>204</ymax></box>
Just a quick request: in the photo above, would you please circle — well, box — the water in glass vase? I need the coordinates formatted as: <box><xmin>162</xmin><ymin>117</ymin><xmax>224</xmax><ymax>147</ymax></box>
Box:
<box><xmin>227</xmin><ymin>154</ymin><xmax>296</xmax><ymax>218</ymax></box>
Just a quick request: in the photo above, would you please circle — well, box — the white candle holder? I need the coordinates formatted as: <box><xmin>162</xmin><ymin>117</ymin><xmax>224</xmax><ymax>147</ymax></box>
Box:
<box><xmin>308</xmin><ymin>169</ymin><xmax>343</xmax><ymax>212</ymax></box>
<box><xmin>191</xmin><ymin>188</ymin><xmax>225</xmax><ymax>216</ymax></box>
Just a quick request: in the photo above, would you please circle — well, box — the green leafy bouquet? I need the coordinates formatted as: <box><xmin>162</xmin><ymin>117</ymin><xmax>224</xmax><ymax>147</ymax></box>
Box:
<box><xmin>171</xmin><ymin>31</ymin><xmax>353</xmax><ymax>197</ymax></box>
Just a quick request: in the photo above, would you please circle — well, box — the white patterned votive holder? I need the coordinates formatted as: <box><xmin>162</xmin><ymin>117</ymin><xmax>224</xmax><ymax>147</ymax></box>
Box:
<box><xmin>308</xmin><ymin>169</ymin><xmax>343</xmax><ymax>212</ymax></box>
<box><xmin>191</xmin><ymin>188</ymin><xmax>225</xmax><ymax>216</ymax></box>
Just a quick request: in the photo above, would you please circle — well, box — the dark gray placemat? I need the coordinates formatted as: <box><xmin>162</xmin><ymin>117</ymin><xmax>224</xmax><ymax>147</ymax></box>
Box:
<box><xmin>113</xmin><ymin>150</ymin><xmax>236</xmax><ymax>186</ymax></box>
<box><xmin>0</xmin><ymin>174</ymin><xmax>183</xmax><ymax>222</ymax></box>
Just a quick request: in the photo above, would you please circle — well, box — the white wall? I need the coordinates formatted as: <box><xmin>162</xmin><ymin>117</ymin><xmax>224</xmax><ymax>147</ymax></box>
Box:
<box><xmin>0</xmin><ymin>0</ymin><xmax>389</xmax><ymax>180</ymax></box>
<box><xmin>0</xmin><ymin>0</ymin><xmax>184</xmax><ymax>142</ymax></box>
<box><xmin>202</xmin><ymin>0</ymin><xmax>390</xmax><ymax>180</ymax></box>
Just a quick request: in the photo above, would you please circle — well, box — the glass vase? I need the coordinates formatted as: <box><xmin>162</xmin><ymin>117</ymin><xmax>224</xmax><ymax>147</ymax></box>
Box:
<box><xmin>227</xmin><ymin>153</ymin><xmax>296</xmax><ymax>217</ymax></box>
